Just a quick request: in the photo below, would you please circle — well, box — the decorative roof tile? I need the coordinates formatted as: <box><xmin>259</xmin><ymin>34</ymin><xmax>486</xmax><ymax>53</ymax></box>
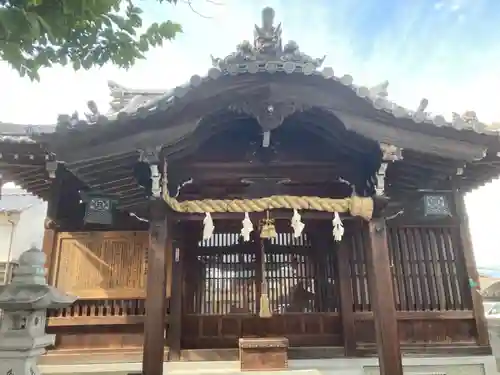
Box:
<box><xmin>0</xmin><ymin>135</ymin><xmax>37</xmax><ymax>143</ymax></box>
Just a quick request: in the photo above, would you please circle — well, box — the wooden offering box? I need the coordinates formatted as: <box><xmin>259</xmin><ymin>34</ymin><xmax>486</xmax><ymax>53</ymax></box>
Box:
<box><xmin>239</xmin><ymin>337</ymin><xmax>289</xmax><ymax>371</ymax></box>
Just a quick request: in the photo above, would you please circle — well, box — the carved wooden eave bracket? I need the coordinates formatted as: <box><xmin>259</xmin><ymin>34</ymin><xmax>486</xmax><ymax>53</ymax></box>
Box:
<box><xmin>375</xmin><ymin>143</ymin><xmax>403</xmax><ymax>197</ymax></box>
<box><xmin>228</xmin><ymin>101</ymin><xmax>309</xmax><ymax>131</ymax></box>
<box><xmin>138</xmin><ymin>147</ymin><xmax>163</xmax><ymax>199</ymax></box>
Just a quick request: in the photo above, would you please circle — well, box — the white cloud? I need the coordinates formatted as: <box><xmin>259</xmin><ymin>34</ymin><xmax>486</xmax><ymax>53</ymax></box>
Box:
<box><xmin>434</xmin><ymin>2</ymin><xmax>445</xmax><ymax>10</ymax></box>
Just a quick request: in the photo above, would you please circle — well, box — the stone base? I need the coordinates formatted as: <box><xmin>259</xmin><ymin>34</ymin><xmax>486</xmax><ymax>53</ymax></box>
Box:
<box><xmin>38</xmin><ymin>355</ymin><xmax>499</xmax><ymax>375</ymax></box>
<box><xmin>0</xmin><ymin>355</ymin><xmax>41</xmax><ymax>375</ymax></box>
<box><xmin>239</xmin><ymin>337</ymin><xmax>289</xmax><ymax>371</ymax></box>
<box><xmin>0</xmin><ymin>348</ymin><xmax>47</xmax><ymax>375</ymax></box>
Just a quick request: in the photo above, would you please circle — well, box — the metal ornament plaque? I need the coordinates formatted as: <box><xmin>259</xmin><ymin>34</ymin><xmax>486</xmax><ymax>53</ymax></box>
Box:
<box><xmin>423</xmin><ymin>194</ymin><xmax>451</xmax><ymax>216</ymax></box>
<box><xmin>84</xmin><ymin>197</ymin><xmax>113</xmax><ymax>225</ymax></box>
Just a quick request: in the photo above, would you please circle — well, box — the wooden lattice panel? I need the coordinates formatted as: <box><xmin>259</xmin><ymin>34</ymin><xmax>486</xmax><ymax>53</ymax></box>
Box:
<box><xmin>52</xmin><ymin>231</ymin><xmax>149</xmax><ymax>299</ymax></box>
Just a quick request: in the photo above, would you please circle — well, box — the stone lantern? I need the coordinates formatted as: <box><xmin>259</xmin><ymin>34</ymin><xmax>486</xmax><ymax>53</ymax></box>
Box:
<box><xmin>0</xmin><ymin>247</ymin><xmax>77</xmax><ymax>375</ymax></box>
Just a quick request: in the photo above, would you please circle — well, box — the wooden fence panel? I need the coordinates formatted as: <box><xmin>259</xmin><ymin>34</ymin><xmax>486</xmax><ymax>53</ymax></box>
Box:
<box><xmin>347</xmin><ymin>225</ymin><xmax>471</xmax><ymax>313</ymax></box>
<box><xmin>51</xmin><ymin>231</ymin><xmax>149</xmax><ymax>299</ymax></box>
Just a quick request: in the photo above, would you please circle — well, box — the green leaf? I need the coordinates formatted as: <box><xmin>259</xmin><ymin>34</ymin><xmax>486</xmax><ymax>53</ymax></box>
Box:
<box><xmin>25</xmin><ymin>12</ymin><xmax>41</xmax><ymax>37</ymax></box>
<box><xmin>36</xmin><ymin>14</ymin><xmax>54</xmax><ymax>39</ymax></box>
<box><xmin>0</xmin><ymin>0</ymin><xmax>183</xmax><ymax>81</ymax></box>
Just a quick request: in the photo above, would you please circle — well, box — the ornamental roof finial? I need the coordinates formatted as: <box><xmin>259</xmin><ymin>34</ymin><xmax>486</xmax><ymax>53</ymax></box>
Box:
<box><xmin>254</xmin><ymin>7</ymin><xmax>282</xmax><ymax>55</ymax></box>
<box><xmin>210</xmin><ymin>7</ymin><xmax>325</xmax><ymax>75</ymax></box>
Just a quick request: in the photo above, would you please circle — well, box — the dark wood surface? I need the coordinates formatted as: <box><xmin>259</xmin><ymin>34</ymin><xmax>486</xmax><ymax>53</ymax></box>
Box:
<box><xmin>142</xmin><ymin>201</ymin><xmax>169</xmax><ymax>375</ymax></box>
<box><xmin>365</xmin><ymin>219</ymin><xmax>403</xmax><ymax>375</ymax></box>
<box><xmin>337</xmin><ymin>238</ymin><xmax>356</xmax><ymax>356</ymax></box>
<box><xmin>42</xmin><ymin>213</ymin><xmax>489</xmax><ymax>367</ymax></box>
<box><xmin>167</xmin><ymin>230</ymin><xmax>184</xmax><ymax>361</ymax></box>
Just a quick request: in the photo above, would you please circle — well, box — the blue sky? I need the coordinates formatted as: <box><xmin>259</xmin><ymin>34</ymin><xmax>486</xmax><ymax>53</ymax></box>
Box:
<box><xmin>0</xmin><ymin>0</ymin><xmax>499</xmax><ymax>265</ymax></box>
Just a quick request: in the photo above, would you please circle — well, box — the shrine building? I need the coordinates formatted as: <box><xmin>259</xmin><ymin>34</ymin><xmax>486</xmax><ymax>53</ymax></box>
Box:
<box><xmin>1</xmin><ymin>7</ymin><xmax>500</xmax><ymax>375</ymax></box>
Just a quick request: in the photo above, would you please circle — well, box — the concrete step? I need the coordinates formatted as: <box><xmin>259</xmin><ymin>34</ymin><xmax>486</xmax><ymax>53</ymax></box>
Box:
<box><xmin>39</xmin><ymin>356</ymin><xmax>499</xmax><ymax>375</ymax></box>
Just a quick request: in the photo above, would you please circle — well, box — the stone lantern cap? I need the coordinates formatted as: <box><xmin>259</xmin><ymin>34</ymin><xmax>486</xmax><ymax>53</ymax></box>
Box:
<box><xmin>0</xmin><ymin>247</ymin><xmax>76</xmax><ymax>310</ymax></box>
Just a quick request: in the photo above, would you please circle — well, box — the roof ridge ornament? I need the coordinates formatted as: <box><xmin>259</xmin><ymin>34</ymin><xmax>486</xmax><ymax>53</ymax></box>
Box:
<box><xmin>211</xmin><ymin>7</ymin><xmax>325</xmax><ymax>75</ymax></box>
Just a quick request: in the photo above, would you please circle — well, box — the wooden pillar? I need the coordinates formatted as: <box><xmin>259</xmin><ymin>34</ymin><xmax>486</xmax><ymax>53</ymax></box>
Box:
<box><xmin>364</xmin><ymin>218</ymin><xmax>403</xmax><ymax>375</ymax></box>
<box><xmin>453</xmin><ymin>187</ymin><xmax>489</xmax><ymax>347</ymax></box>
<box><xmin>337</xmin><ymin>237</ymin><xmax>356</xmax><ymax>356</ymax></box>
<box><xmin>142</xmin><ymin>200</ymin><xmax>170</xmax><ymax>375</ymax></box>
<box><xmin>42</xmin><ymin>164</ymin><xmax>64</xmax><ymax>278</ymax></box>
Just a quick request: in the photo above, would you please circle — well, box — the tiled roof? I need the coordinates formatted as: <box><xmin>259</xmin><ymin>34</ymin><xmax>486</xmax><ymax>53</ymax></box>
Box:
<box><xmin>0</xmin><ymin>189</ymin><xmax>42</xmax><ymax>213</ymax></box>
<box><xmin>79</xmin><ymin>72</ymin><xmax>495</xmax><ymax>137</ymax></box>
<box><xmin>482</xmin><ymin>281</ymin><xmax>500</xmax><ymax>299</ymax></box>
<box><xmin>2</xmin><ymin>8</ymin><xmax>498</xmax><ymax>141</ymax></box>
<box><xmin>49</xmin><ymin>5</ymin><xmax>496</xmax><ymax>137</ymax></box>
<box><xmin>0</xmin><ymin>123</ymin><xmax>55</xmax><ymax>143</ymax></box>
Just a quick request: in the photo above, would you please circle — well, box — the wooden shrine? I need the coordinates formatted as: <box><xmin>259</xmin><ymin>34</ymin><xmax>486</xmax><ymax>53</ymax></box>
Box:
<box><xmin>1</xmin><ymin>7</ymin><xmax>500</xmax><ymax>375</ymax></box>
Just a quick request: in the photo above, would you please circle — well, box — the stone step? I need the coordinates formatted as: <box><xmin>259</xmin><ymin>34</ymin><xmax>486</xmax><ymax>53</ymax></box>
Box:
<box><xmin>38</xmin><ymin>356</ymin><xmax>499</xmax><ymax>375</ymax></box>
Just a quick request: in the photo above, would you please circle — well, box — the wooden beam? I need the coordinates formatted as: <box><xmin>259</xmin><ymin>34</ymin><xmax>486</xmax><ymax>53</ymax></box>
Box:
<box><xmin>364</xmin><ymin>218</ymin><xmax>403</xmax><ymax>375</ymax></box>
<box><xmin>51</xmin><ymin>75</ymin><xmax>490</xmax><ymax>164</ymax></box>
<box><xmin>453</xmin><ymin>185</ymin><xmax>490</xmax><ymax>347</ymax></box>
<box><xmin>172</xmin><ymin>161</ymin><xmax>353</xmax><ymax>182</ymax></box>
<box><xmin>337</xmin><ymin>237</ymin><xmax>356</xmax><ymax>356</ymax></box>
<box><xmin>142</xmin><ymin>200</ymin><xmax>169</xmax><ymax>375</ymax></box>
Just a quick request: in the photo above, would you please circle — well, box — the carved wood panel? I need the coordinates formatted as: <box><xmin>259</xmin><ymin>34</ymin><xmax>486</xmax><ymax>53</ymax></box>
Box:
<box><xmin>52</xmin><ymin>231</ymin><xmax>149</xmax><ymax>298</ymax></box>
<box><xmin>354</xmin><ymin>312</ymin><xmax>476</xmax><ymax>344</ymax></box>
<box><xmin>182</xmin><ymin>313</ymin><xmax>342</xmax><ymax>349</ymax></box>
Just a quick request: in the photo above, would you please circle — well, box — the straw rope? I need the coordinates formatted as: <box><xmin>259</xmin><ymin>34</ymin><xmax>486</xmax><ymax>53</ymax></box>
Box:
<box><xmin>163</xmin><ymin>194</ymin><xmax>374</xmax><ymax>221</ymax></box>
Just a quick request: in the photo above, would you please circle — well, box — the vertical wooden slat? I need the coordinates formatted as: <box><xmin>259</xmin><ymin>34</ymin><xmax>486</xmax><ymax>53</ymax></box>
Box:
<box><xmin>413</xmin><ymin>229</ymin><xmax>432</xmax><ymax>310</ymax></box>
<box><xmin>406</xmin><ymin>229</ymin><xmax>424</xmax><ymax>310</ymax></box>
<box><xmin>421</xmin><ymin>228</ymin><xmax>439</xmax><ymax>310</ymax></box>
<box><xmin>168</xmin><ymin>234</ymin><xmax>183</xmax><ymax>361</ymax></box>
<box><xmin>337</xmin><ymin>235</ymin><xmax>356</xmax><ymax>356</ymax></box>
<box><xmin>142</xmin><ymin>201</ymin><xmax>169</xmax><ymax>375</ymax></box>
<box><xmin>429</xmin><ymin>229</ymin><xmax>450</xmax><ymax>310</ymax></box>
<box><xmin>255</xmin><ymin>235</ymin><xmax>262</xmax><ymax>314</ymax></box>
<box><xmin>350</xmin><ymin>235</ymin><xmax>361</xmax><ymax>311</ymax></box>
<box><xmin>440</xmin><ymin>227</ymin><xmax>461</xmax><ymax>309</ymax></box>
<box><xmin>453</xmin><ymin>187</ymin><xmax>489</xmax><ymax>347</ymax></box>
<box><xmin>398</xmin><ymin>229</ymin><xmax>417</xmax><ymax>310</ymax></box>
<box><xmin>365</xmin><ymin>219</ymin><xmax>403</xmax><ymax>375</ymax></box>
<box><xmin>388</xmin><ymin>227</ymin><xmax>408</xmax><ymax>311</ymax></box>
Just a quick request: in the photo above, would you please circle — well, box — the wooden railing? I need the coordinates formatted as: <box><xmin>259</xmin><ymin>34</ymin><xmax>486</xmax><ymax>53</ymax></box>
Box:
<box><xmin>47</xmin><ymin>298</ymin><xmax>148</xmax><ymax>326</ymax></box>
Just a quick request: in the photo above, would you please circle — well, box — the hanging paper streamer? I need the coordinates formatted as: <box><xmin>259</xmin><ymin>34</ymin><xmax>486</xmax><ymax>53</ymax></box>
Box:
<box><xmin>241</xmin><ymin>212</ymin><xmax>254</xmax><ymax>242</ymax></box>
<box><xmin>291</xmin><ymin>209</ymin><xmax>305</xmax><ymax>238</ymax></box>
<box><xmin>203</xmin><ymin>212</ymin><xmax>215</xmax><ymax>240</ymax></box>
<box><xmin>332</xmin><ymin>212</ymin><xmax>344</xmax><ymax>242</ymax></box>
